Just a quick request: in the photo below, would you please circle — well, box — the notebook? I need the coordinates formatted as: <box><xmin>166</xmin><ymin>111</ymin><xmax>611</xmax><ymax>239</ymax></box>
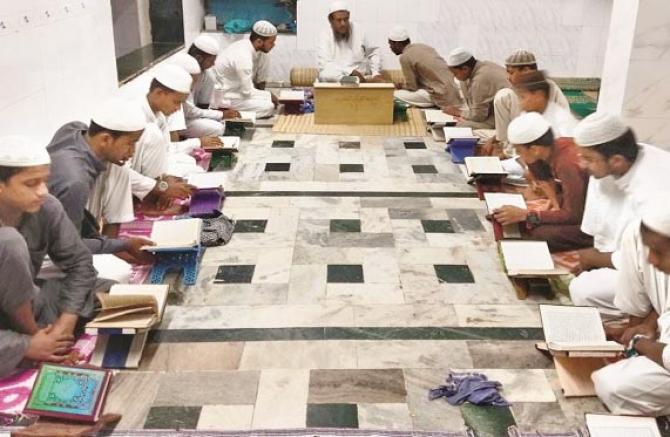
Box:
<box><xmin>187</xmin><ymin>172</ymin><xmax>228</xmax><ymax>190</ymax></box>
<box><xmin>500</xmin><ymin>240</ymin><xmax>564</xmax><ymax>275</ymax></box>
<box><xmin>586</xmin><ymin>414</ymin><xmax>661</xmax><ymax>437</ymax></box>
<box><xmin>540</xmin><ymin>305</ymin><xmax>624</xmax><ymax>356</ymax></box>
<box><xmin>424</xmin><ymin>109</ymin><xmax>457</xmax><ymax>125</ymax></box>
<box><xmin>23</xmin><ymin>363</ymin><xmax>112</xmax><ymax>423</ymax></box>
<box><xmin>142</xmin><ymin>218</ymin><xmax>202</xmax><ymax>252</ymax></box>
<box><xmin>85</xmin><ymin>284</ymin><xmax>169</xmax><ymax>333</ymax></box>
<box><xmin>464</xmin><ymin>157</ymin><xmax>507</xmax><ymax>177</ymax></box>
<box><xmin>279</xmin><ymin>90</ymin><xmax>306</xmax><ymax>101</ymax></box>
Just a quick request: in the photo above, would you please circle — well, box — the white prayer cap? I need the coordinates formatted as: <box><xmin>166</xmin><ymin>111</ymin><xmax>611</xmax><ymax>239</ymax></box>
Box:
<box><xmin>574</xmin><ymin>111</ymin><xmax>629</xmax><ymax>147</ymax></box>
<box><xmin>447</xmin><ymin>47</ymin><xmax>473</xmax><ymax>67</ymax></box>
<box><xmin>91</xmin><ymin>98</ymin><xmax>146</xmax><ymax>132</ymax></box>
<box><xmin>252</xmin><ymin>20</ymin><xmax>277</xmax><ymax>37</ymax></box>
<box><xmin>329</xmin><ymin>1</ymin><xmax>349</xmax><ymax>14</ymax></box>
<box><xmin>508</xmin><ymin>112</ymin><xmax>551</xmax><ymax>145</ymax></box>
<box><xmin>0</xmin><ymin>135</ymin><xmax>50</xmax><ymax>167</ymax></box>
<box><xmin>388</xmin><ymin>26</ymin><xmax>410</xmax><ymax>42</ymax></box>
<box><xmin>170</xmin><ymin>53</ymin><xmax>201</xmax><ymax>75</ymax></box>
<box><xmin>153</xmin><ymin>64</ymin><xmax>192</xmax><ymax>94</ymax></box>
<box><xmin>641</xmin><ymin>196</ymin><xmax>670</xmax><ymax>238</ymax></box>
<box><xmin>193</xmin><ymin>34</ymin><xmax>219</xmax><ymax>56</ymax></box>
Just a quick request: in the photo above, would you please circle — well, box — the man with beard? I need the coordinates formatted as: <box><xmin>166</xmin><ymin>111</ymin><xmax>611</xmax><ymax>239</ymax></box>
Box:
<box><xmin>492</xmin><ymin>112</ymin><xmax>592</xmax><ymax>252</ymax></box>
<box><xmin>317</xmin><ymin>1</ymin><xmax>382</xmax><ymax>83</ymax></box>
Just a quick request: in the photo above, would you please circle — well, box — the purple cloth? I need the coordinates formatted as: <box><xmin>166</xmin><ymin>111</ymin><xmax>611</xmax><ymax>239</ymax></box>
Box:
<box><xmin>429</xmin><ymin>371</ymin><xmax>509</xmax><ymax>407</ymax></box>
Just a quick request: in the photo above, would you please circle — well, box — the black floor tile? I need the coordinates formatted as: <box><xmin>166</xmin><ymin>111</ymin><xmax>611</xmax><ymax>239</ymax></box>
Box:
<box><xmin>340</xmin><ymin>164</ymin><xmax>364</xmax><ymax>173</ymax></box>
<box><xmin>327</xmin><ymin>265</ymin><xmax>364</xmax><ymax>283</ymax></box>
<box><xmin>234</xmin><ymin>220</ymin><xmax>268</xmax><ymax>233</ymax></box>
<box><xmin>214</xmin><ymin>265</ymin><xmax>256</xmax><ymax>284</ymax></box>
<box><xmin>412</xmin><ymin>165</ymin><xmax>438</xmax><ymax>174</ymax></box>
<box><xmin>144</xmin><ymin>406</ymin><xmax>202</xmax><ymax>430</ymax></box>
<box><xmin>272</xmin><ymin>140</ymin><xmax>295</xmax><ymax>148</ymax></box>
<box><xmin>434</xmin><ymin>264</ymin><xmax>475</xmax><ymax>283</ymax></box>
<box><xmin>460</xmin><ymin>404</ymin><xmax>515</xmax><ymax>436</ymax></box>
<box><xmin>404</xmin><ymin>141</ymin><xmax>427</xmax><ymax>149</ymax></box>
<box><xmin>306</xmin><ymin>404</ymin><xmax>359</xmax><ymax>428</ymax></box>
<box><xmin>265</xmin><ymin>163</ymin><xmax>291</xmax><ymax>172</ymax></box>
<box><xmin>330</xmin><ymin>219</ymin><xmax>361</xmax><ymax>233</ymax></box>
<box><xmin>421</xmin><ymin>220</ymin><xmax>455</xmax><ymax>233</ymax></box>
<box><xmin>447</xmin><ymin>209</ymin><xmax>485</xmax><ymax>232</ymax></box>
<box><xmin>339</xmin><ymin>141</ymin><xmax>361</xmax><ymax>149</ymax></box>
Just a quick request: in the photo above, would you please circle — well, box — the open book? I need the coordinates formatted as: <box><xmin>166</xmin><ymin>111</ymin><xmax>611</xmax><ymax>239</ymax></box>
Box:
<box><xmin>424</xmin><ymin>109</ymin><xmax>456</xmax><ymax>126</ymax></box>
<box><xmin>86</xmin><ymin>284</ymin><xmax>169</xmax><ymax>332</ymax></box>
<box><xmin>202</xmin><ymin>136</ymin><xmax>240</xmax><ymax>152</ymax></box>
<box><xmin>187</xmin><ymin>171</ymin><xmax>228</xmax><ymax>190</ymax></box>
<box><xmin>24</xmin><ymin>363</ymin><xmax>112</xmax><ymax>423</ymax></box>
<box><xmin>142</xmin><ymin>218</ymin><xmax>202</xmax><ymax>252</ymax></box>
<box><xmin>500</xmin><ymin>240</ymin><xmax>565</xmax><ymax>275</ymax></box>
<box><xmin>444</xmin><ymin>127</ymin><xmax>476</xmax><ymax>143</ymax></box>
<box><xmin>464</xmin><ymin>157</ymin><xmax>507</xmax><ymax>177</ymax></box>
<box><xmin>228</xmin><ymin>110</ymin><xmax>256</xmax><ymax>125</ymax></box>
<box><xmin>279</xmin><ymin>90</ymin><xmax>306</xmax><ymax>101</ymax></box>
<box><xmin>483</xmin><ymin>192</ymin><xmax>526</xmax><ymax>214</ymax></box>
<box><xmin>586</xmin><ymin>414</ymin><xmax>661</xmax><ymax>437</ymax></box>
<box><xmin>540</xmin><ymin>305</ymin><xmax>624</xmax><ymax>356</ymax></box>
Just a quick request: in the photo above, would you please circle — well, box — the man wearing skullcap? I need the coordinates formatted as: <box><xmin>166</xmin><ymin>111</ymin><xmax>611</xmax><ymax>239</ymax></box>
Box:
<box><xmin>45</xmin><ymin>98</ymin><xmax>163</xmax><ymax>282</ymax></box>
<box><xmin>131</xmin><ymin>64</ymin><xmax>204</xmax><ymax>179</ymax></box>
<box><xmin>317</xmin><ymin>1</ymin><xmax>382</xmax><ymax>83</ymax></box>
<box><xmin>492</xmin><ymin>113</ymin><xmax>592</xmax><ymax>252</ymax></box>
<box><xmin>387</xmin><ymin>26</ymin><xmax>460</xmax><ymax>108</ymax></box>
<box><xmin>591</xmin><ymin>196</ymin><xmax>670</xmax><ymax>416</ymax></box>
<box><xmin>0</xmin><ymin>225</ymin><xmax>78</xmax><ymax>376</ymax></box>
<box><xmin>189</xmin><ymin>34</ymin><xmax>222</xmax><ymax>108</ymax></box>
<box><xmin>444</xmin><ymin>48</ymin><xmax>510</xmax><ymax>129</ymax></box>
<box><xmin>484</xmin><ymin>49</ymin><xmax>569</xmax><ymax>156</ymax></box>
<box><xmin>0</xmin><ymin>135</ymin><xmax>108</xmax><ymax>344</ymax></box>
<box><xmin>569</xmin><ymin>113</ymin><xmax>670</xmax><ymax>319</ymax></box>
<box><xmin>211</xmin><ymin>20</ymin><xmax>278</xmax><ymax>118</ymax></box>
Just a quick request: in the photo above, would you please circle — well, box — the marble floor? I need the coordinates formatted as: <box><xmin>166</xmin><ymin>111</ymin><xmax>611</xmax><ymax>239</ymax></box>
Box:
<box><xmin>106</xmin><ymin>127</ymin><xmax>609</xmax><ymax>436</ymax></box>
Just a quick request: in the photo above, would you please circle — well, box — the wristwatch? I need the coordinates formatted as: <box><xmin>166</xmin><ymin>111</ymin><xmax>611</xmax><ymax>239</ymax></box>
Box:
<box><xmin>157</xmin><ymin>176</ymin><xmax>169</xmax><ymax>192</ymax></box>
<box><xmin>526</xmin><ymin>211</ymin><xmax>541</xmax><ymax>229</ymax></box>
<box><xmin>624</xmin><ymin>334</ymin><xmax>651</xmax><ymax>358</ymax></box>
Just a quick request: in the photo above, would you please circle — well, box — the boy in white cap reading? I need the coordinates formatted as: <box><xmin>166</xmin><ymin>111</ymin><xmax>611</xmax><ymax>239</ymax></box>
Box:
<box><xmin>444</xmin><ymin>48</ymin><xmax>509</xmax><ymax>129</ymax></box>
<box><xmin>569</xmin><ymin>112</ymin><xmax>670</xmax><ymax>319</ymax></box>
<box><xmin>189</xmin><ymin>34</ymin><xmax>222</xmax><ymax>107</ymax></box>
<box><xmin>318</xmin><ymin>1</ymin><xmax>382</xmax><ymax>83</ymax></box>
<box><xmin>387</xmin><ymin>26</ymin><xmax>460</xmax><ymax>108</ymax></box>
<box><xmin>492</xmin><ymin>112</ymin><xmax>592</xmax><ymax>252</ymax></box>
<box><xmin>0</xmin><ymin>135</ymin><xmax>109</xmax><ymax>343</ymax></box>
<box><xmin>211</xmin><ymin>20</ymin><xmax>278</xmax><ymax>118</ymax></box>
<box><xmin>0</xmin><ymin>226</ymin><xmax>75</xmax><ymax>376</ymax></box>
<box><xmin>592</xmin><ymin>195</ymin><xmax>670</xmax><ymax>416</ymax></box>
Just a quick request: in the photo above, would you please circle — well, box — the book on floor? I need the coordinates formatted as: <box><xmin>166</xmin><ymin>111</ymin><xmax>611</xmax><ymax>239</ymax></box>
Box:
<box><xmin>142</xmin><ymin>218</ymin><xmax>202</xmax><ymax>252</ymax></box>
<box><xmin>278</xmin><ymin>90</ymin><xmax>306</xmax><ymax>101</ymax></box>
<box><xmin>443</xmin><ymin>126</ymin><xmax>476</xmax><ymax>143</ymax></box>
<box><xmin>202</xmin><ymin>136</ymin><xmax>240</xmax><ymax>152</ymax></box>
<box><xmin>424</xmin><ymin>109</ymin><xmax>457</xmax><ymax>126</ymax></box>
<box><xmin>464</xmin><ymin>157</ymin><xmax>507</xmax><ymax>178</ymax></box>
<box><xmin>540</xmin><ymin>305</ymin><xmax>624</xmax><ymax>356</ymax></box>
<box><xmin>23</xmin><ymin>363</ymin><xmax>112</xmax><ymax>423</ymax></box>
<box><xmin>586</xmin><ymin>414</ymin><xmax>661</xmax><ymax>437</ymax></box>
<box><xmin>500</xmin><ymin>240</ymin><xmax>564</xmax><ymax>275</ymax></box>
<box><xmin>187</xmin><ymin>171</ymin><xmax>228</xmax><ymax>190</ymax></box>
<box><xmin>85</xmin><ymin>284</ymin><xmax>169</xmax><ymax>333</ymax></box>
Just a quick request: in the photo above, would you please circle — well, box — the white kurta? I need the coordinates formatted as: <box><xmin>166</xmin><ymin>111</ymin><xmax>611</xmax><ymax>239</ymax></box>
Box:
<box><xmin>571</xmin><ymin>145</ymin><xmax>670</xmax><ymax>315</ymax></box>
<box><xmin>592</xmin><ymin>221</ymin><xmax>670</xmax><ymax>416</ymax></box>
<box><xmin>541</xmin><ymin>101</ymin><xmax>578</xmax><ymax>138</ymax></box>
<box><xmin>211</xmin><ymin>39</ymin><xmax>274</xmax><ymax>118</ymax></box>
<box><xmin>317</xmin><ymin>22</ymin><xmax>381</xmax><ymax>82</ymax></box>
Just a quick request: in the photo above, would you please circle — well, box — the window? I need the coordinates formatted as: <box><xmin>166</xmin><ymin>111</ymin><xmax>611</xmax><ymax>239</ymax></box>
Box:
<box><xmin>206</xmin><ymin>0</ymin><xmax>296</xmax><ymax>34</ymax></box>
<box><xmin>112</xmin><ymin>0</ymin><xmax>185</xmax><ymax>83</ymax></box>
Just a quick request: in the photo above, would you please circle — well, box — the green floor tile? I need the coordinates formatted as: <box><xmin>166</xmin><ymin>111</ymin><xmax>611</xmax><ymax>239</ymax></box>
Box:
<box><xmin>234</xmin><ymin>219</ymin><xmax>268</xmax><ymax>233</ymax></box>
<box><xmin>421</xmin><ymin>219</ymin><xmax>455</xmax><ymax>233</ymax></box>
<box><xmin>340</xmin><ymin>164</ymin><xmax>365</xmax><ymax>173</ymax></box>
<box><xmin>327</xmin><ymin>265</ymin><xmax>364</xmax><ymax>283</ymax></box>
<box><xmin>460</xmin><ymin>403</ymin><xmax>515</xmax><ymax>437</ymax></box>
<box><xmin>330</xmin><ymin>219</ymin><xmax>361</xmax><ymax>233</ymax></box>
<box><xmin>306</xmin><ymin>403</ymin><xmax>359</xmax><ymax>428</ymax></box>
<box><xmin>144</xmin><ymin>406</ymin><xmax>202</xmax><ymax>430</ymax></box>
<box><xmin>412</xmin><ymin>165</ymin><xmax>438</xmax><ymax>174</ymax></box>
<box><xmin>215</xmin><ymin>265</ymin><xmax>255</xmax><ymax>284</ymax></box>
<box><xmin>272</xmin><ymin>140</ymin><xmax>295</xmax><ymax>148</ymax></box>
<box><xmin>434</xmin><ymin>264</ymin><xmax>475</xmax><ymax>283</ymax></box>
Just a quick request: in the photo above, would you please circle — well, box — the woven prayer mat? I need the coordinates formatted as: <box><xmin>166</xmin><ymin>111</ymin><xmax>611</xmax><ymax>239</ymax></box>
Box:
<box><xmin>273</xmin><ymin>108</ymin><xmax>427</xmax><ymax>137</ymax></box>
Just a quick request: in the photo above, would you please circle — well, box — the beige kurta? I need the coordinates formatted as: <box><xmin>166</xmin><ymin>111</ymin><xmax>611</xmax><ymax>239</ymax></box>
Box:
<box><xmin>397</xmin><ymin>43</ymin><xmax>460</xmax><ymax>107</ymax></box>
<box><xmin>457</xmin><ymin>60</ymin><xmax>510</xmax><ymax>129</ymax></box>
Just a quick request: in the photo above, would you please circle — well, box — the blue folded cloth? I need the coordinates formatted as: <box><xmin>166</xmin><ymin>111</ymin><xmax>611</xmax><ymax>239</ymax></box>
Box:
<box><xmin>429</xmin><ymin>371</ymin><xmax>510</xmax><ymax>407</ymax></box>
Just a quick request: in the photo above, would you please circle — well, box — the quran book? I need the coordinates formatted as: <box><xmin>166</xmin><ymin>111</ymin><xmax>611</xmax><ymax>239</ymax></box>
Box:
<box><xmin>279</xmin><ymin>90</ymin><xmax>306</xmax><ymax>101</ymax></box>
<box><xmin>202</xmin><ymin>136</ymin><xmax>240</xmax><ymax>152</ymax></box>
<box><xmin>228</xmin><ymin>111</ymin><xmax>256</xmax><ymax>125</ymax></box>
<box><xmin>424</xmin><ymin>109</ymin><xmax>457</xmax><ymax>125</ymax></box>
<box><xmin>464</xmin><ymin>157</ymin><xmax>507</xmax><ymax>177</ymax></box>
<box><xmin>586</xmin><ymin>414</ymin><xmax>661</xmax><ymax>437</ymax></box>
<box><xmin>540</xmin><ymin>305</ymin><xmax>624</xmax><ymax>356</ymax></box>
<box><xmin>142</xmin><ymin>218</ymin><xmax>202</xmax><ymax>252</ymax></box>
<box><xmin>483</xmin><ymin>193</ymin><xmax>527</xmax><ymax>214</ymax></box>
<box><xmin>23</xmin><ymin>363</ymin><xmax>112</xmax><ymax>423</ymax></box>
<box><xmin>500</xmin><ymin>240</ymin><xmax>563</xmax><ymax>275</ymax></box>
<box><xmin>187</xmin><ymin>172</ymin><xmax>228</xmax><ymax>190</ymax></box>
<box><xmin>443</xmin><ymin>127</ymin><xmax>476</xmax><ymax>143</ymax></box>
<box><xmin>85</xmin><ymin>284</ymin><xmax>169</xmax><ymax>332</ymax></box>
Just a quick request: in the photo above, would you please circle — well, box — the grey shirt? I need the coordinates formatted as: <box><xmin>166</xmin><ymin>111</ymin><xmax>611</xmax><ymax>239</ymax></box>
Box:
<box><xmin>17</xmin><ymin>195</ymin><xmax>97</xmax><ymax>316</ymax></box>
<box><xmin>0</xmin><ymin>227</ymin><xmax>38</xmax><ymax>377</ymax></box>
<box><xmin>461</xmin><ymin>60</ymin><xmax>511</xmax><ymax>122</ymax></box>
<box><xmin>47</xmin><ymin>122</ymin><xmax>128</xmax><ymax>255</ymax></box>
<box><xmin>399</xmin><ymin>43</ymin><xmax>461</xmax><ymax>107</ymax></box>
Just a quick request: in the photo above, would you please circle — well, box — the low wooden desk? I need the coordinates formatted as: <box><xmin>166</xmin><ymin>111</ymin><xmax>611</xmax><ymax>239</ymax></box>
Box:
<box><xmin>314</xmin><ymin>83</ymin><xmax>394</xmax><ymax>125</ymax></box>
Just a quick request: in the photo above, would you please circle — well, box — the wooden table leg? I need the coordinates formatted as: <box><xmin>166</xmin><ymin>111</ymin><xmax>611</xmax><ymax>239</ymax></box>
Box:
<box><xmin>511</xmin><ymin>277</ymin><xmax>530</xmax><ymax>300</ymax></box>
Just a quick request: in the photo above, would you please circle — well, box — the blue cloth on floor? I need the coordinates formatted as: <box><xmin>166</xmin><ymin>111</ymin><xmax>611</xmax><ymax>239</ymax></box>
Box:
<box><xmin>429</xmin><ymin>371</ymin><xmax>509</xmax><ymax>407</ymax></box>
